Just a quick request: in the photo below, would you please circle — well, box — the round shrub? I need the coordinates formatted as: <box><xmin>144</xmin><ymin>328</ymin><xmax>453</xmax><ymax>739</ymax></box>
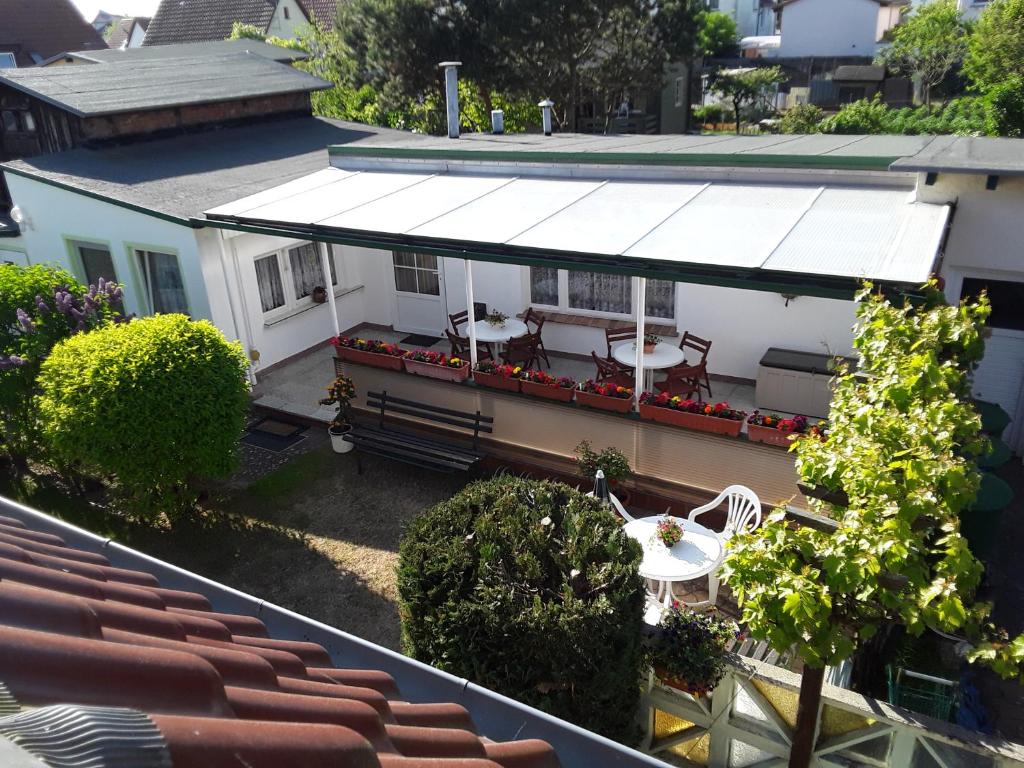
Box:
<box><xmin>398</xmin><ymin>477</ymin><xmax>646</xmax><ymax>741</ymax></box>
<box><xmin>36</xmin><ymin>314</ymin><xmax>249</xmax><ymax>518</ymax></box>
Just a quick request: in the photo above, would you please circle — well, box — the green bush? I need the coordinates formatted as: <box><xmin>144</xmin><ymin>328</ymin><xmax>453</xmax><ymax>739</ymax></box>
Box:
<box><xmin>398</xmin><ymin>477</ymin><xmax>646</xmax><ymax>741</ymax></box>
<box><xmin>36</xmin><ymin>314</ymin><xmax>249</xmax><ymax>518</ymax></box>
<box><xmin>779</xmin><ymin>103</ymin><xmax>824</xmax><ymax>134</ymax></box>
<box><xmin>985</xmin><ymin>76</ymin><xmax>1024</xmax><ymax>138</ymax></box>
<box><xmin>816</xmin><ymin>95</ymin><xmax>991</xmax><ymax>136</ymax></box>
<box><xmin>693</xmin><ymin>103</ymin><xmax>727</xmax><ymax>124</ymax></box>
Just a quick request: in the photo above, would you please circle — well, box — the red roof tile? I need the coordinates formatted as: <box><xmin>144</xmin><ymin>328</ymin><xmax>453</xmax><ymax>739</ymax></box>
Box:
<box><xmin>0</xmin><ymin>0</ymin><xmax>107</xmax><ymax>67</ymax></box>
<box><xmin>0</xmin><ymin>510</ymin><xmax>562</xmax><ymax>768</ymax></box>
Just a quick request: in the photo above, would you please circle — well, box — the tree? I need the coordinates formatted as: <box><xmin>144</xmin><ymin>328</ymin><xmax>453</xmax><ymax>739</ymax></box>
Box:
<box><xmin>0</xmin><ymin>264</ymin><xmax>122</xmax><ymax>471</ymax></box>
<box><xmin>697</xmin><ymin>10</ymin><xmax>738</xmax><ymax>58</ymax></box>
<box><xmin>711</xmin><ymin>65</ymin><xmax>784</xmax><ymax>133</ymax></box>
<box><xmin>876</xmin><ymin>0</ymin><xmax>968</xmax><ymax>107</ymax></box>
<box><xmin>36</xmin><ymin>314</ymin><xmax>250</xmax><ymax>520</ymax></box>
<box><xmin>721</xmin><ymin>284</ymin><xmax>1024</xmax><ymax>768</ymax></box>
<box><xmin>964</xmin><ymin>0</ymin><xmax>1024</xmax><ymax>95</ymax></box>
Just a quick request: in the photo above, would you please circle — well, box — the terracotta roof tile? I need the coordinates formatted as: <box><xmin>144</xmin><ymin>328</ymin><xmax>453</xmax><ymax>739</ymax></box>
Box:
<box><xmin>0</xmin><ymin>509</ymin><xmax>563</xmax><ymax>768</ymax></box>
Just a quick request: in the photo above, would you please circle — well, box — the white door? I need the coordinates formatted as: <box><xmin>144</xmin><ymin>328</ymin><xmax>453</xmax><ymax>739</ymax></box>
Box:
<box><xmin>391</xmin><ymin>251</ymin><xmax>446</xmax><ymax>335</ymax></box>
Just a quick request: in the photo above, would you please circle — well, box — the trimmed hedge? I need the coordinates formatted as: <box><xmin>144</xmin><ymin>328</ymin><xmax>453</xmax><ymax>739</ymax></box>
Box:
<box><xmin>398</xmin><ymin>477</ymin><xmax>646</xmax><ymax>741</ymax></box>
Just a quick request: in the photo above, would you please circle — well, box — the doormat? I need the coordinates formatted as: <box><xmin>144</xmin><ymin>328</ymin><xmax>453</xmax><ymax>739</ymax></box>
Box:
<box><xmin>241</xmin><ymin>419</ymin><xmax>308</xmax><ymax>452</ymax></box>
<box><xmin>400</xmin><ymin>334</ymin><xmax>443</xmax><ymax>347</ymax></box>
<box><xmin>250</xmin><ymin>418</ymin><xmax>304</xmax><ymax>437</ymax></box>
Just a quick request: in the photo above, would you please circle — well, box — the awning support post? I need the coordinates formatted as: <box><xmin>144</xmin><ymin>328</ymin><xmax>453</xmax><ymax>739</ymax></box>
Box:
<box><xmin>465</xmin><ymin>259</ymin><xmax>478</xmax><ymax>371</ymax></box>
<box><xmin>320</xmin><ymin>243</ymin><xmax>340</xmax><ymax>338</ymax></box>
<box><xmin>634</xmin><ymin>277</ymin><xmax>646</xmax><ymax>410</ymax></box>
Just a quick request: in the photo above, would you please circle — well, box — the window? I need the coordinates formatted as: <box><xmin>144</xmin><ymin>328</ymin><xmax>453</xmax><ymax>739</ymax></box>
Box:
<box><xmin>961</xmin><ymin>277</ymin><xmax>1024</xmax><ymax>332</ymax></box>
<box><xmin>137</xmin><ymin>249</ymin><xmax>188</xmax><ymax>314</ymax></box>
<box><xmin>289</xmin><ymin>242</ymin><xmax>335</xmax><ymax>299</ymax></box>
<box><xmin>673</xmin><ymin>77</ymin><xmax>685</xmax><ymax>108</ymax></box>
<box><xmin>1</xmin><ymin>111</ymin><xmax>16</xmax><ymax>132</ymax></box>
<box><xmin>0</xmin><ymin>53</ymin><xmax>16</xmax><ymax>69</ymax></box>
<box><xmin>283</xmin><ymin>5</ymin><xmax>291</xmax><ymax>18</ymax></box>
<box><xmin>72</xmin><ymin>241</ymin><xmax>116</xmax><ymax>287</ymax></box>
<box><xmin>393</xmin><ymin>252</ymin><xmax>440</xmax><ymax>296</ymax></box>
<box><xmin>255</xmin><ymin>254</ymin><xmax>285</xmax><ymax>312</ymax></box>
<box><xmin>254</xmin><ymin>242</ymin><xmax>341</xmax><ymax>318</ymax></box>
<box><xmin>529</xmin><ymin>267</ymin><xmax>675</xmax><ymax>320</ymax></box>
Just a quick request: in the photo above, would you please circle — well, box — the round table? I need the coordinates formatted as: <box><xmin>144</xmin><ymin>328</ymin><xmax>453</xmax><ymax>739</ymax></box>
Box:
<box><xmin>465</xmin><ymin>319</ymin><xmax>529</xmax><ymax>358</ymax></box>
<box><xmin>622</xmin><ymin>516</ymin><xmax>724</xmax><ymax>607</ymax></box>
<box><xmin>612</xmin><ymin>341</ymin><xmax>686</xmax><ymax>391</ymax></box>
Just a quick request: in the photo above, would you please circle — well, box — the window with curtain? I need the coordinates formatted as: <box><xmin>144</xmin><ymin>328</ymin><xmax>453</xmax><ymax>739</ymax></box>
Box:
<box><xmin>528</xmin><ymin>267</ymin><xmax>675</xmax><ymax>320</ymax></box>
<box><xmin>568</xmin><ymin>271</ymin><xmax>632</xmax><ymax>314</ymax></box>
<box><xmin>255</xmin><ymin>254</ymin><xmax>285</xmax><ymax>312</ymax></box>
<box><xmin>645</xmin><ymin>279</ymin><xmax>676</xmax><ymax>320</ymax></box>
<box><xmin>74</xmin><ymin>242</ymin><xmax>116</xmax><ymax>287</ymax></box>
<box><xmin>530</xmin><ymin>266</ymin><xmax>559</xmax><ymax>306</ymax></box>
<box><xmin>137</xmin><ymin>250</ymin><xmax>188</xmax><ymax>314</ymax></box>
<box><xmin>288</xmin><ymin>243</ymin><xmax>325</xmax><ymax>299</ymax></box>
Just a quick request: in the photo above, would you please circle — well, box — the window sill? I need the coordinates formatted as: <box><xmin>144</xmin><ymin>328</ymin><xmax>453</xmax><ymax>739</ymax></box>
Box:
<box><xmin>518</xmin><ymin>309</ymin><xmax>677</xmax><ymax>337</ymax></box>
<box><xmin>263</xmin><ymin>284</ymin><xmax>363</xmax><ymax>327</ymax></box>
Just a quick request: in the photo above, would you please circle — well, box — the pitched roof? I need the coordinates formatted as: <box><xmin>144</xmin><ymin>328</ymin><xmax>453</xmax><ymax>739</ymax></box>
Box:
<box><xmin>0</xmin><ymin>0</ymin><xmax>107</xmax><ymax>67</ymax></box>
<box><xmin>0</xmin><ymin>53</ymin><xmax>331</xmax><ymax>118</ymax></box>
<box><xmin>302</xmin><ymin>0</ymin><xmax>342</xmax><ymax>28</ymax></box>
<box><xmin>144</xmin><ymin>0</ymin><xmax>291</xmax><ymax>46</ymax></box>
<box><xmin>105</xmin><ymin>17</ymin><xmax>150</xmax><ymax>49</ymax></box>
<box><xmin>60</xmin><ymin>39</ymin><xmax>309</xmax><ymax>65</ymax></box>
<box><xmin>0</xmin><ymin>496</ymin><xmax>658</xmax><ymax>768</ymax></box>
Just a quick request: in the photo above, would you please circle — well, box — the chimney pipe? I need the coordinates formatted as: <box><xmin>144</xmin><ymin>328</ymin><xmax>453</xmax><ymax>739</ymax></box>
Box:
<box><xmin>537</xmin><ymin>99</ymin><xmax>554</xmax><ymax>136</ymax></box>
<box><xmin>490</xmin><ymin>109</ymin><xmax>504</xmax><ymax>134</ymax></box>
<box><xmin>439</xmin><ymin>61</ymin><xmax>462</xmax><ymax>139</ymax></box>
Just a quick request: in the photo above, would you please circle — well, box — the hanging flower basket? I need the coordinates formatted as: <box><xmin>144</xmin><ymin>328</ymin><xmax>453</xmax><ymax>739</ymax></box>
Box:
<box><xmin>473</xmin><ymin>362</ymin><xmax>521</xmax><ymax>392</ymax></box>
<box><xmin>333</xmin><ymin>337</ymin><xmax>406</xmax><ymax>371</ymax></box>
<box><xmin>518</xmin><ymin>370</ymin><xmax>576</xmax><ymax>402</ymax></box>
<box><xmin>575</xmin><ymin>380</ymin><xmax>634</xmax><ymax>413</ymax></box>
<box><xmin>403</xmin><ymin>350</ymin><xmax>470</xmax><ymax>382</ymax></box>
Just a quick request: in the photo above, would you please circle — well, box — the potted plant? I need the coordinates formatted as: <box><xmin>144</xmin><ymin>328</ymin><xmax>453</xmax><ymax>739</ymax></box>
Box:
<box><xmin>311</xmin><ymin>286</ymin><xmax>328</xmax><ymax>304</ymax></box>
<box><xmin>655</xmin><ymin>515</ymin><xmax>683</xmax><ymax>548</ymax></box>
<box><xmin>473</xmin><ymin>360</ymin><xmax>521</xmax><ymax>392</ymax></box>
<box><xmin>746</xmin><ymin>411</ymin><xmax>809</xmax><ymax>447</ymax></box>
<box><xmin>643</xmin><ymin>332</ymin><xmax>660</xmax><ymax>354</ymax></box>
<box><xmin>483</xmin><ymin>309</ymin><xmax>509</xmax><ymax>327</ymax></box>
<box><xmin>517</xmin><ymin>369</ymin><xmax>576</xmax><ymax>402</ymax></box>
<box><xmin>575</xmin><ymin>379</ymin><xmax>634</xmax><ymax>413</ymax></box>
<box><xmin>333</xmin><ymin>336</ymin><xmax>406</xmax><ymax>371</ymax></box>
<box><xmin>319</xmin><ymin>374</ymin><xmax>357</xmax><ymax>453</ymax></box>
<box><xmin>638</xmin><ymin>393</ymin><xmax>746</xmax><ymax>437</ymax></box>
<box><xmin>574</xmin><ymin>440</ymin><xmax>632</xmax><ymax>504</ymax></box>
<box><xmin>403</xmin><ymin>349</ymin><xmax>470</xmax><ymax>382</ymax></box>
<box><xmin>650</xmin><ymin>604</ymin><xmax>739</xmax><ymax>697</ymax></box>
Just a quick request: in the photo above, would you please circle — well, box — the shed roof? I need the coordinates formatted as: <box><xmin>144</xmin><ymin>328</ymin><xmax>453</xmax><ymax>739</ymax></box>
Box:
<box><xmin>0</xmin><ymin>0</ymin><xmax>107</xmax><ymax>67</ymax></box>
<box><xmin>59</xmin><ymin>38</ymin><xmax>308</xmax><ymax>65</ymax></box>
<box><xmin>890</xmin><ymin>135</ymin><xmax>1024</xmax><ymax>176</ymax></box>
<box><xmin>0</xmin><ymin>53</ymin><xmax>330</xmax><ymax>118</ymax></box>
<box><xmin>143</xmin><ymin>0</ymin><xmax>284</xmax><ymax>46</ymax></box>
<box><xmin>834</xmin><ymin>65</ymin><xmax>885</xmax><ymax>82</ymax></box>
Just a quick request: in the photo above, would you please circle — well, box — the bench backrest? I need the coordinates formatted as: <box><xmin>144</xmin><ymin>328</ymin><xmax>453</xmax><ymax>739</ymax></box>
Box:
<box><xmin>367</xmin><ymin>391</ymin><xmax>494</xmax><ymax>448</ymax></box>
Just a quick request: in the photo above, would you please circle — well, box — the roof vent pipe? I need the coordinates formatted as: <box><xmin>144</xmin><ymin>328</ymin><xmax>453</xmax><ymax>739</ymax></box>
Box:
<box><xmin>490</xmin><ymin>109</ymin><xmax>504</xmax><ymax>134</ymax></box>
<box><xmin>538</xmin><ymin>99</ymin><xmax>554</xmax><ymax>136</ymax></box>
<box><xmin>439</xmin><ymin>61</ymin><xmax>462</xmax><ymax>139</ymax></box>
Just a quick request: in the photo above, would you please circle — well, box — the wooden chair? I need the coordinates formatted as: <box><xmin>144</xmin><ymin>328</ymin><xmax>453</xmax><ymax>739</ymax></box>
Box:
<box><xmin>654</xmin><ymin>332</ymin><xmax>712</xmax><ymax>399</ymax></box>
<box><xmin>448</xmin><ymin>311</ymin><xmax>494</xmax><ymax>360</ymax></box>
<box><xmin>604</xmin><ymin>326</ymin><xmax>636</xmax><ymax>375</ymax></box>
<box><xmin>446</xmin><ymin>329</ymin><xmax>491</xmax><ymax>362</ymax></box>
<box><xmin>522</xmin><ymin>308</ymin><xmax>551</xmax><ymax>368</ymax></box>
<box><xmin>591</xmin><ymin>351</ymin><xmax>634</xmax><ymax>387</ymax></box>
<box><xmin>501</xmin><ymin>332</ymin><xmax>540</xmax><ymax>369</ymax></box>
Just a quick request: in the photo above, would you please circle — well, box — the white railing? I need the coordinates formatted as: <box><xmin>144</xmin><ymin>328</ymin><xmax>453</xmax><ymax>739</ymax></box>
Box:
<box><xmin>641</xmin><ymin>655</ymin><xmax>1024</xmax><ymax>767</ymax></box>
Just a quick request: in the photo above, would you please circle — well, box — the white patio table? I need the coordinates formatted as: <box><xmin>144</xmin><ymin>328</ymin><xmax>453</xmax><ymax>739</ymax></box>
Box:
<box><xmin>622</xmin><ymin>515</ymin><xmax>724</xmax><ymax>611</ymax></box>
<box><xmin>468</xmin><ymin>317</ymin><xmax>529</xmax><ymax>344</ymax></box>
<box><xmin>612</xmin><ymin>341</ymin><xmax>685</xmax><ymax>391</ymax></box>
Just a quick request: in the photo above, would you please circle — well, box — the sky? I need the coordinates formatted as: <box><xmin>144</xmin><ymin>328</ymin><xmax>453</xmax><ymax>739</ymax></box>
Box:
<box><xmin>70</xmin><ymin>0</ymin><xmax>161</xmax><ymax>23</ymax></box>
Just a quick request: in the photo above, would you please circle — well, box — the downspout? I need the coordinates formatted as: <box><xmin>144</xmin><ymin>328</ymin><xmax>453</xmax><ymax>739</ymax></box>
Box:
<box><xmin>216</xmin><ymin>231</ymin><xmax>257</xmax><ymax>386</ymax></box>
<box><xmin>320</xmin><ymin>242</ymin><xmax>340</xmax><ymax>337</ymax></box>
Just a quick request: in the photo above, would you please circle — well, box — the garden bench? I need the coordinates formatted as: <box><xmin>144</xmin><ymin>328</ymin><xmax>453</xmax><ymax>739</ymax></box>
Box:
<box><xmin>346</xmin><ymin>390</ymin><xmax>493</xmax><ymax>473</ymax></box>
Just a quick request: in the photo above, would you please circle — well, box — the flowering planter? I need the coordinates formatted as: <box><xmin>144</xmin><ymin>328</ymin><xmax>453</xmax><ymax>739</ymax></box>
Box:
<box><xmin>653</xmin><ymin>667</ymin><xmax>710</xmax><ymax>697</ymax></box>
<box><xmin>335</xmin><ymin>346</ymin><xmax>405</xmax><ymax>371</ymax></box>
<box><xmin>520</xmin><ymin>380</ymin><xmax>575</xmax><ymax>402</ymax></box>
<box><xmin>575</xmin><ymin>390</ymin><xmax>633</xmax><ymax>413</ymax></box>
<box><xmin>474</xmin><ymin>371</ymin><xmax>521</xmax><ymax>392</ymax></box>
<box><xmin>404</xmin><ymin>359</ymin><xmax>470</xmax><ymax>383</ymax></box>
<box><xmin>639</xmin><ymin>404</ymin><xmax>742</xmax><ymax>437</ymax></box>
<box><xmin>746</xmin><ymin>423</ymin><xmax>799</xmax><ymax>447</ymax></box>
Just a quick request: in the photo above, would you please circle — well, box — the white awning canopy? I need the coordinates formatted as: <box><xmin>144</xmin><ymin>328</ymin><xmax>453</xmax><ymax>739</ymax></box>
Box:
<box><xmin>205</xmin><ymin>166</ymin><xmax>950</xmax><ymax>294</ymax></box>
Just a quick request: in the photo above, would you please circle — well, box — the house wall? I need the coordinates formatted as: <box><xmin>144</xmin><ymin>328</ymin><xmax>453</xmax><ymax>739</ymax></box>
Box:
<box><xmin>711</xmin><ymin>0</ymin><xmax>775</xmax><ymax>39</ymax></box>
<box><xmin>0</xmin><ymin>238</ymin><xmax>29</xmax><ymax>266</ymax></box>
<box><xmin>1</xmin><ymin>173</ymin><xmax>209</xmax><ymax>321</ymax></box>
<box><xmin>127</xmin><ymin>22</ymin><xmax>147</xmax><ymax>48</ymax></box>
<box><xmin>956</xmin><ymin>0</ymin><xmax>991</xmax><ymax>20</ymax></box>
<box><xmin>777</xmin><ymin>0</ymin><xmax>886</xmax><ymax>58</ymax></box>
<box><xmin>266</xmin><ymin>0</ymin><xmax>310</xmax><ymax>39</ymax></box>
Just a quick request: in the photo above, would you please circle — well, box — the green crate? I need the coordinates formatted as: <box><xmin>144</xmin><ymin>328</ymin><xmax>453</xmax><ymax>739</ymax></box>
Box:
<box><xmin>886</xmin><ymin>666</ymin><xmax>958</xmax><ymax>722</ymax></box>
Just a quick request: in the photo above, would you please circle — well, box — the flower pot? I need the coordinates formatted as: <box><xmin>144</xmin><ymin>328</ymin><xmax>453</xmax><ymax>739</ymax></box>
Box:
<box><xmin>474</xmin><ymin>370</ymin><xmax>520</xmax><ymax>392</ymax></box>
<box><xmin>311</xmin><ymin>286</ymin><xmax>328</xmax><ymax>304</ymax></box>
<box><xmin>520</xmin><ymin>379</ymin><xmax>575</xmax><ymax>402</ymax></box>
<box><xmin>575</xmin><ymin>390</ymin><xmax>633</xmax><ymax>413</ymax></box>
<box><xmin>404</xmin><ymin>359</ymin><xmax>470</xmax><ymax>382</ymax></box>
<box><xmin>643</xmin><ymin>342</ymin><xmax>656</xmax><ymax>354</ymax></box>
<box><xmin>653</xmin><ymin>667</ymin><xmax>711</xmax><ymax>697</ymax></box>
<box><xmin>329</xmin><ymin>425</ymin><xmax>354</xmax><ymax>454</ymax></box>
<box><xmin>639</xmin><ymin>404</ymin><xmax>742</xmax><ymax>436</ymax></box>
<box><xmin>747</xmin><ymin>423</ymin><xmax>799</xmax><ymax>447</ymax></box>
<box><xmin>335</xmin><ymin>346</ymin><xmax>405</xmax><ymax>371</ymax></box>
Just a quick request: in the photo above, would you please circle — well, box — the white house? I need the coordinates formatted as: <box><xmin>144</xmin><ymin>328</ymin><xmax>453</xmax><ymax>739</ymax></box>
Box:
<box><xmin>707</xmin><ymin>0</ymin><xmax>776</xmax><ymax>39</ymax></box>
<box><xmin>775</xmin><ymin>0</ymin><xmax>907</xmax><ymax>58</ymax></box>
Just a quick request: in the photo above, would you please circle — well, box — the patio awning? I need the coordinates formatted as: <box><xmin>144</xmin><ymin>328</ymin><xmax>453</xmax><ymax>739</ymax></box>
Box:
<box><xmin>203</xmin><ymin>167</ymin><xmax>951</xmax><ymax>298</ymax></box>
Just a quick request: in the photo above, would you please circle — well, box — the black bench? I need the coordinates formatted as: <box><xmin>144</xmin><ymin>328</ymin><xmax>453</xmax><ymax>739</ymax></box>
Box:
<box><xmin>345</xmin><ymin>390</ymin><xmax>493</xmax><ymax>473</ymax></box>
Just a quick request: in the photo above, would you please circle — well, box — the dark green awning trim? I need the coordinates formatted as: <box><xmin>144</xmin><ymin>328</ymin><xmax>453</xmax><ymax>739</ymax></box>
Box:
<box><xmin>328</xmin><ymin>145</ymin><xmax>901</xmax><ymax>172</ymax></box>
<box><xmin>197</xmin><ymin>214</ymin><xmax>924</xmax><ymax>302</ymax></box>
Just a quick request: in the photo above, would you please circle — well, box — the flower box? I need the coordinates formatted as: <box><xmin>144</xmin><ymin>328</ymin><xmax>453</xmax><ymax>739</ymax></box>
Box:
<box><xmin>746</xmin><ymin>423</ymin><xmax>799</xmax><ymax>447</ymax></box>
<box><xmin>335</xmin><ymin>346</ymin><xmax>405</xmax><ymax>371</ymax></box>
<box><xmin>404</xmin><ymin>358</ymin><xmax>470</xmax><ymax>382</ymax></box>
<box><xmin>474</xmin><ymin>370</ymin><xmax>521</xmax><ymax>392</ymax></box>
<box><xmin>654</xmin><ymin>667</ymin><xmax>711</xmax><ymax>697</ymax></box>
<box><xmin>520</xmin><ymin>379</ymin><xmax>575</xmax><ymax>402</ymax></box>
<box><xmin>639</xmin><ymin>404</ymin><xmax>742</xmax><ymax>436</ymax></box>
<box><xmin>576</xmin><ymin>389</ymin><xmax>633</xmax><ymax>413</ymax></box>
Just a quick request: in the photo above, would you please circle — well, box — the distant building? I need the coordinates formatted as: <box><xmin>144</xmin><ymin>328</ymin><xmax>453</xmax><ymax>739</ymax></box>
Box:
<box><xmin>956</xmin><ymin>0</ymin><xmax>991</xmax><ymax>20</ymax></box>
<box><xmin>106</xmin><ymin>17</ymin><xmax>151</xmax><ymax>49</ymax></box>
<box><xmin>774</xmin><ymin>0</ymin><xmax>906</xmax><ymax>59</ymax></box>
<box><xmin>707</xmin><ymin>0</ymin><xmax>776</xmax><ymax>39</ymax></box>
<box><xmin>144</xmin><ymin>0</ymin><xmax>325</xmax><ymax>46</ymax></box>
<box><xmin>0</xmin><ymin>0</ymin><xmax>107</xmax><ymax>68</ymax></box>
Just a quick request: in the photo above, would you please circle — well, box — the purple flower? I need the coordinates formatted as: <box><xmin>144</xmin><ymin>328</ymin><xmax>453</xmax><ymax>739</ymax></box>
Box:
<box><xmin>0</xmin><ymin>355</ymin><xmax>26</xmax><ymax>371</ymax></box>
<box><xmin>16</xmin><ymin>308</ymin><xmax>35</xmax><ymax>333</ymax></box>
<box><xmin>97</xmin><ymin>277</ymin><xmax>106</xmax><ymax>293</ymax></box>
<box><xmin>34</xmin><ymin>295</ymin><xmax>50</xmax><ymax>314</ymax></box>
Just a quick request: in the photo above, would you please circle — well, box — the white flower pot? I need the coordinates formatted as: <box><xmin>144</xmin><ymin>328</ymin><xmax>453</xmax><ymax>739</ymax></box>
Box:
<box><xmin>329</xmin><ymin>426</ymin><xmax>354</xmax><ymax>454</ymax></box>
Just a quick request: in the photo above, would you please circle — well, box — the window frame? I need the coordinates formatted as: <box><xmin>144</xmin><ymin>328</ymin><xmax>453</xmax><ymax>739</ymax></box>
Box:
<box><xmin>64</xmin><ymin>236</ymin><xmax>117</xmax><ymax>289</ymax></box>
<box><xmin>254</xmin><ymin>241</ymin><xmax>344</xmax><ymax>322</ymax></box>
<box><xmin>134</xmin><ymin>247</ymin><xmax>190</xmax><ymax>316</ymax></box>
<box><xmin>525</xmin><ymin>267</ymin><xmax>677</xmax><ymax>323</ymax></box>
<box><xmin>0</xmin><ymin>53</ymin><xmax>16</xmax><ymax>69</ymax></box>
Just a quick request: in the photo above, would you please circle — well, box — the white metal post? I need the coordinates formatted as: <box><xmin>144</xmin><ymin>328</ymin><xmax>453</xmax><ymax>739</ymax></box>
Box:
<box><xmin>465</xmin><ymin>259</ymin><xmax>478</xmax><ymax>371</ymax></box>
<box><xmin>320</xmin><ymin>242</ymin><xmax>340</xmax><ymax>338</ymax></box>
<box><xmin>634</xmin><ymin>276</ymin><xmax>647</xmax><ymax>410</ymax></box>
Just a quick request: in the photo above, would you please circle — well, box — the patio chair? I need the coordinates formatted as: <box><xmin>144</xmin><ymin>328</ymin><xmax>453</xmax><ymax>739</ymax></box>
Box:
<box><xmin>522</xmin><ymin>308</ymin><xmax>551</xmax><ymax>368</ymax></box>
<box><xmin>591</xmin><ymin>352</ymin><xmax>634</xmax><ymax>388</ymax></box>
<box><xmin>654</xmin><ymin>332</ymin><xmax>712</xmax><ymax>399</ymax></box>
<box><xmin>447</xmin><ymin>313</ymin><xmax>494</xmax><ymax>360</ymax></box>
<box><xmin>446</xmin><ymin>329</ymin><xmax>492</xmax><ymax>362</ymax></box>
<box><xmin>604</xmin><ymin>326</ymin><xmax>637</xmax><ymax>375</ymax></box>
<box><xmin>501</xmin><ymin>332</ymin><xmax>540</xmax><ymax>369</ymax></box>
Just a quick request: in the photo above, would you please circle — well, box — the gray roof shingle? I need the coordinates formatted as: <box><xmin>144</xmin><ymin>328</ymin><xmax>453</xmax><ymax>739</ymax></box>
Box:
<box><xmin>63</xmin><ymin>39</ymin><xmax>308</xmax><ymax>65</ymax></box>
<box><xmin>143</xmin><ymin>0</ymin><xmax>281</xmax><ymax>46</ymax></box>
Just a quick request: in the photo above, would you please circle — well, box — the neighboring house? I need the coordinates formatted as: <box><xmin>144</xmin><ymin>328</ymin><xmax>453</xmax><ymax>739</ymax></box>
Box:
<box><xmin>0</xmin><ymin>0</ymin><xmax>107</xmax><ymax>68</ymax></box>
<box><xmin>48</xmin><ymin>39</ymin><xmax>310</xmax><ymax>66</ymax></box>
<box><xmin>774</xmin><ymin>0</ymin><xmax>907</xmax><ymax>58</ymax></box>
<box><xmin>708</xmin><ymin>0</ymin><xmax>777</xmax><ymax>38</ymax></box>
<box><xmin>144</xmin><ymin>0</ymin><xmax>314</xmax><ymax>46</ymax></box>
<box><xmin>956</xmin><ymin>0</ymin><xmax>991</xmax><ymax>20</ymax></box>
<box><xmin>90</xmin><ymin>10</ymin><xmax>123</xmax><ymax>33</ymax></box>
<box><xmin>303</xmin><ymin>0</ymin><xmax>342</xmax><ymax>28</ymax></box>
<box><xmin>105</xmin><ymin>16</ymin><xmax>151</xmax><ymax>49</ymax></box>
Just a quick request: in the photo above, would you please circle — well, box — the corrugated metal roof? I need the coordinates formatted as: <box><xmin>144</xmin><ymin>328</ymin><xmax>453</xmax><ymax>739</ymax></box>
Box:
<box><xmin>0</xmin><ymin>53</ymin><xmax>330</xmax><ymax>118</ymax></box>
<box><xmin>207</xmin><ymin>168</ymin><xmax>949</xmax><ymax>287</ymax></box>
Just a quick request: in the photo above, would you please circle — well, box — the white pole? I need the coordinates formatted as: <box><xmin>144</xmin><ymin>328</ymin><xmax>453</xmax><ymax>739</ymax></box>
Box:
<box><xmin>634</xmin><ymin>276</ymin><xmax>647</xmax><ymax>410</ymax></box>
<box><xmin>465</xmin><ymin>259</ymin><xmax>478</xmax><ymax>372</ymax></box>
<box><xmin>320</xmin><ymin>242</ymin><xmax>340</xmax><ymax>337</ymax></box>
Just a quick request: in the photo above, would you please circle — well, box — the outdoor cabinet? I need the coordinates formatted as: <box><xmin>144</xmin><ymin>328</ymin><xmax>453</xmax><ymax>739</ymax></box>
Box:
<box><xmin>755</xmin><ymin>348</ymin><xmax>854</xmax><ymax>419</ymax></box>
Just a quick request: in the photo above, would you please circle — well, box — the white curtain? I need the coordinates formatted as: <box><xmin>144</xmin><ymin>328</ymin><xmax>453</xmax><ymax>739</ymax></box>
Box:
<box><xmin>255</xmin><ymin>255</ymin><xmax>285</xmax><ymax>312</ymax></box>
<box><xmin>569</xmin><ymin>271</ymin><xmax>631</xmax><ymax>314</ymax></box>
<box><xmin>141</xmin><ymin>250</ymin><xmax>188</xmax><ymax>314</ymax></box>
<box><xmin>530</xmin><ymin>267</ymin><xmax>559</xmax><ymax>305</ymax></box>
<box><xmin>289</xmin><ymin>243</ymin><xmax>324</xmax><ymax>299</ymax></box>
<box><xmin>645</xmin><ymin>279</ymin><xmax>676</xmax><ymax>320</ymax></box>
